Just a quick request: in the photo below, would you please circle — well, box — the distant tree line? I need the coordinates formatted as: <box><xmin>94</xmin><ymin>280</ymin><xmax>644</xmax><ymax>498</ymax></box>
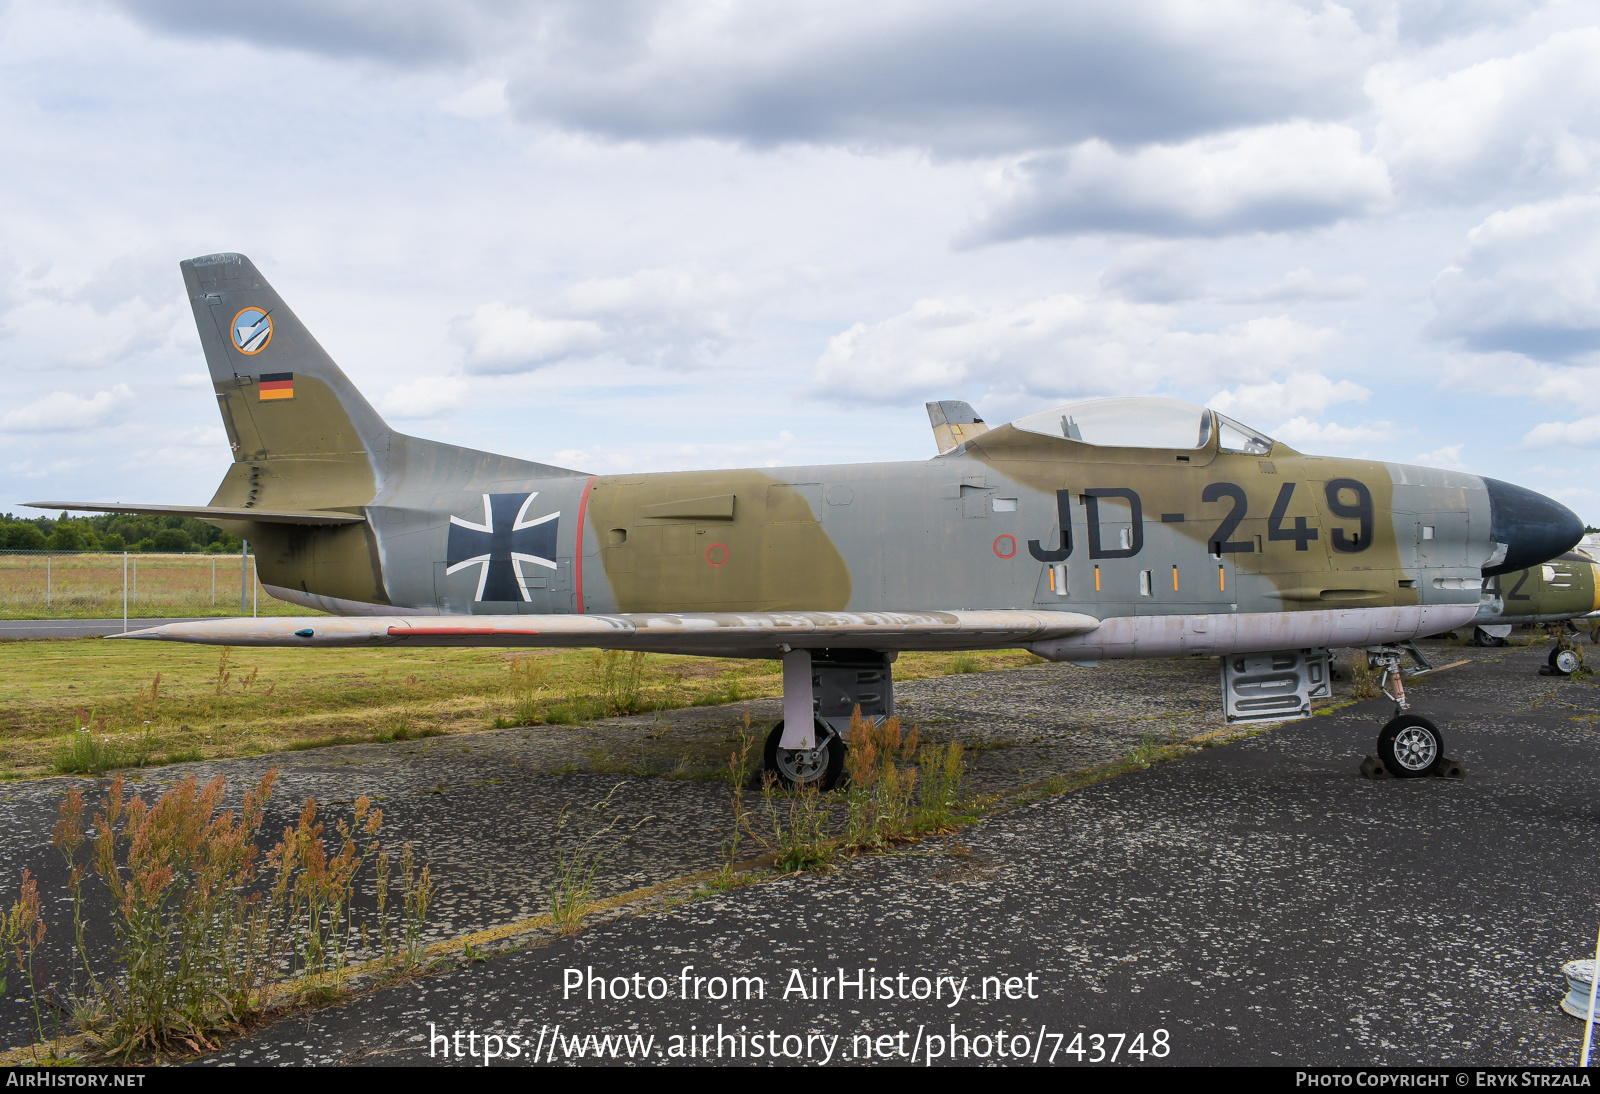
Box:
<box><xmin>0</xmin><ymin>512</ymin><xmax>247</xmax><ymax>554</ymax></box>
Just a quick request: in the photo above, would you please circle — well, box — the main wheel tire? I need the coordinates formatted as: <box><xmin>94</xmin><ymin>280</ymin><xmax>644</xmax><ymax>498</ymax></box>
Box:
<box><xmin>1377</xmin><ymin>713</ymin><xmax>1445</xmax><ymax>778</ymax></box>
<box><xmin>764</xmin><ymin>719</ymin><xmax>845</xmax><ymax>790</ymax></box>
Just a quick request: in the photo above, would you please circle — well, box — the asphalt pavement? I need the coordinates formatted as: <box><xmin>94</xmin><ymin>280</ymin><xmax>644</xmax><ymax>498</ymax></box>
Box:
<box><xmin>0</xmin><ymin>617</ymin><xmax>209</xmax><ymax>639</ymax></box>
<box><xmin>3</xmin><ymin>640</ymin><xmax>1597</xmax><ymax>1066</ymax></box>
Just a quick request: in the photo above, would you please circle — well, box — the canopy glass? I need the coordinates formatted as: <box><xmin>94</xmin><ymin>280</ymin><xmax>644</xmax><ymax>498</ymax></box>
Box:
<box><xmin>1011</xmin><ymin>397</ymin><xmax>1275</xmax><ymax>453</ymax></box>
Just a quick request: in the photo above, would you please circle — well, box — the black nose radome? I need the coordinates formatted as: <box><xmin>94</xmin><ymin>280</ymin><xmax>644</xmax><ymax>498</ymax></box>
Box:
<box><xmin>1482</xmin><ymin>477</ymin><xmax>1585</xmax><ymax>576</ymax></box>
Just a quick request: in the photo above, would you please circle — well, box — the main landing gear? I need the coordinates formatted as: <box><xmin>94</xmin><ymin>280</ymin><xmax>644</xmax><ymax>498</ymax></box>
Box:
<box><xmin>762</xmin><ymin>648</ymin><xmax>895</xmax><ymax>792</ymax></box>
<box><xmin>763</xmin><ymin>719</ymin><xmax>844</xmax><ymax>789</ymax></box>
<box><xmin>1364</xmin><ymin>646</ymin><xmax>1452</xmax><ymax>779</ymax></box>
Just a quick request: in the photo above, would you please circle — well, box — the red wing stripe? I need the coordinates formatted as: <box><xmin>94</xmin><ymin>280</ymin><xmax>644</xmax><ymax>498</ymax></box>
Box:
<box><xmin>389</xmin><ymin>626</ymin><xmax>542</xmax><ymax>636</ymax></box>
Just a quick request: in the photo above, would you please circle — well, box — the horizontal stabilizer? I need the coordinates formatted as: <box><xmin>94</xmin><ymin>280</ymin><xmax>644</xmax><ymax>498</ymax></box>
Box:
<box><xmin>109</xmin><ymin>609</ymin><xmax>1101</xmax><ymax>656</ymax></box>
<box><xmin>25</xmin><ymin>501</ymin><xmax>365</xmax><ymax>526</ymax></box>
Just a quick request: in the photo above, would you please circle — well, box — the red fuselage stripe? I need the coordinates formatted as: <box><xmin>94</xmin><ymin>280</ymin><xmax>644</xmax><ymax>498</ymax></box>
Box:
<box><xmin>574</xmin><ymin>476</ymin><xmax>595</xmax><ymax>614</ymax></box>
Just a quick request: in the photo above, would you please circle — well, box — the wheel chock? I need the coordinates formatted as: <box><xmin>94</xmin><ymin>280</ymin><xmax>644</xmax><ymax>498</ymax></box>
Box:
<box><xmin>1359</xmin><ymin>755</ymin><xmax>1465</xmax><ymax>780</ymax></box>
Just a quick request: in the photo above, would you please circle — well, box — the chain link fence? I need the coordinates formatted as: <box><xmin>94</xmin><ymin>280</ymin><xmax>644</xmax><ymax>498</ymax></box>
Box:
<box><xmin>0</xmin><ymin>550</ymin><xmax>302</xmax><ymax>619</ymax></box>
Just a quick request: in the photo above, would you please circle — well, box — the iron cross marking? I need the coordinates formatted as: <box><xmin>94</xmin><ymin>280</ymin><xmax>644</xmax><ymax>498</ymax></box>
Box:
<box><xmin>445</xmin><ymin>492</ymin><xmax>560</xmax><ymax>602</ymax></box>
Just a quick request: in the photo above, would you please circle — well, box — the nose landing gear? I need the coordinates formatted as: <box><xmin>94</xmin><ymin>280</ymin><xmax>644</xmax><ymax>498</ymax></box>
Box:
<box><xmin>1541</xmin><ymin>624</ymin><xmax>1586</xmax><ymax>676</ymax></box>
<box><xmin>1364</xmin><ymin>646</ymin><xmax>1453</xmax><ymax>779</ymax></box>
<box><xmin>1546</xmin><ymin>644</ymin><xmax>1584</xmax><ymax>676</ymax></box>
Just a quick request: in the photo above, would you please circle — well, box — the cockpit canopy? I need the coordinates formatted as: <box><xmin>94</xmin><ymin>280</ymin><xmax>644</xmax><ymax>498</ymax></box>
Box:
<box><xmin>1010</xmin><ymin>397</ymin><xmax>1274</xmax><ymax>455</ymax></box>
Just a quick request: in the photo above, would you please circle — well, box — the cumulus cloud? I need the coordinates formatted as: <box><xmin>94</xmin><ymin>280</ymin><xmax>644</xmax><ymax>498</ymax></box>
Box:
<box><xmin>1096</xmin><ymin>245</ymin><xmax>1207</xmax><ymax>304</ymax></box>
<box><xmin>1271</xmin><ymin>417</ymin><xmax>1402</xmax><ymax>448</ymax></box>
<box><xmin>1220</xmin><ymin>268</ymin><xmax>1369</xmax><ymax>305</ymax></box>
<box><xmin>1208</xmin><ymin>373</ymin><xmax>1370</xmax><ymax>426</ymax></box>
<box><xmin>106</xmin><ymin>0</ymin><xmax>1370</xmax><ymax>155</ymax></box>
<box><xmin>1</xmin><ymin>383</ymin><xmax>135</xmax><ymax>432</ymax></box>
<box><xmin>1522</xmin><ymin>415</ymin><xmax>1600</xmax><ymax>450</ymax></box>
<box><xmin>1430</xmin><ymin>195</ymin><xmax>1600</xmax><ymax>361</ymax></box>
<box><xmin>440</xmin><ymin>78</ymin><xmax>509</xmax><ymax>118</ymax></box>
<box><xmin>69</xmin><ymin>254</ymin><xmax>177</xmax><ymax>314</ymax></box>
<box><xmin>1373</xmin><ymin>28</ymin><xmax>1600</xmax><ymax>203</ymax></box>
<box><xmin>965</xmin><ymin>123</ymin><xmax>1392</xmax><ymax>243</ymax></box>
<box><xmin>452</xmin><ymin>303</ymin><xmax>604</xmax><ymax>374</ymax></box>
<box><xmin>1412</xmin><ymin>443</ymin><xmax>1469</xmax><ymax>469</ymax></box>
<box><xmin>808</xmin><ymin>293</ymin><xmax>1333</xmax><ymax>406</ymax></box>
<box><xmin>378</xmin><ymin>375</ymin><xmax>469</xmax><ymax>419</ymax></box>
<box><xmin>102</xmin><ymin>0</ymin><xmax>526</xmax><ymax>64</ymax></box>
<box><xmin>452</xmin><ymin>266</ymin><xmax>771</xmax><ymax>374</ymax></box>
<box><xmin>1394</xmin><ymin>0</ymin><xmax>1550</xmax><ymax>46</ymax></box>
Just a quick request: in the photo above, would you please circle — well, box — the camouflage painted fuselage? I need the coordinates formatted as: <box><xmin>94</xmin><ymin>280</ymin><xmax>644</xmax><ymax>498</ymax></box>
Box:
<box><xmin>278</xmin><ymin>440</ymin><xmax>1484</xmax><ymax>628</ymax></box>
<box><xmin>37</xmin><ymin>253</ymin><xmax>1586</xmax><ymax>663</ymax></box>
<box><xmin>1475</xmin><ymin>551</ymin><xmax>1600</xmax><ymax>626</ymax></box>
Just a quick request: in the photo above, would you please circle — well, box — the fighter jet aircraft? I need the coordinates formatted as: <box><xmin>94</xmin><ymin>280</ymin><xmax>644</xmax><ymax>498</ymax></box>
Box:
<box><xmin>29</xmin><ymin>253</ymin><xmax>1587</xmax><ymax>787</ymax></box>
<box><xmin>1462</xmin><ymin>548</ymin><xmax>1600</xmax><ymax>673</ymax></box>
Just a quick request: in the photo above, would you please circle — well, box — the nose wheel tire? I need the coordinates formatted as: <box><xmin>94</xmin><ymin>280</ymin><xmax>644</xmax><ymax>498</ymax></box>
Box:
<box><xmin>1550</xmin><ymin>646</ymin><xmax>1583</xmax><ymax>676</ymax></box>
<box><xmin>764</xmin><ymin>719</ymin><xmax>845</xmax><ymax>791</ymax></box>
<box><xmin>1377</xmin><ymin>714</ymin><xmax>1445</xmax><ymax>778</ymax></box>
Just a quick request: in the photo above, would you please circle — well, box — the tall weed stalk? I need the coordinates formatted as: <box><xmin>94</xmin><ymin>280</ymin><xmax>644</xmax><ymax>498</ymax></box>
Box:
<box><xmin>546</xmin><ymin>783</ymin><xmax>649</xmax><ymax>934</ymax></box>
<box><xmin>25</xmin><ymin>769</ymin><xmax>437</xmax><ymax>1060</ymax></box>
<box><xmin>595</xmin><ymin>650</ymin><xmax>647</xmax><ymax>715</ymax></box>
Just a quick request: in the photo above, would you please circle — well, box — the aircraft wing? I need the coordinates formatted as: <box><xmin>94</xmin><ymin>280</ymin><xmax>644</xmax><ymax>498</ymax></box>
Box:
<box><xmin>24</xmin><ymin>502</ymin><xmax>365</xmax><ymax>525</ymax></box>
<box><xmin>107</xmin><ymin>609</ymin><xmax>1100</xmax><ymax>656</ymax></box>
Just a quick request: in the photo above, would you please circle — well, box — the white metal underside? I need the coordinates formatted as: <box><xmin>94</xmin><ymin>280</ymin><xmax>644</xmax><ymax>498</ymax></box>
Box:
<box><xmin>109</xmin><ymin>607</ymin><xmax>1102</xmax><ymax>653</ymax></box>
<box><xmin>115</xmin><ymin>603</ymin><xmax>1477</xmax><ymax>660</ymax></box>
<box><xmin>1027</xmin><ymin>603</ymin><xmax>1480</xmax><ymax>661</ymax></box>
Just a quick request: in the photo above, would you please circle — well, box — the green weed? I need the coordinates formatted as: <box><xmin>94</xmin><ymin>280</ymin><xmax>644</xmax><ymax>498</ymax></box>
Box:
<box><xmin>946</xmin><ymin>651</ymin><xmax>981</xmax><ymax>674</ymax></box>
<box><xmin>756</xmin><ymin>777</ymin><xmax>836</xmax><ymax>873</ymax></box>
<box><xmin>54</xmin><ymin>708</ymin><xmax>152</xmax><ymax>775</ymax></box>
<box><xmin>546</xmin><ymin>784</ymin><xmax>650</xmax><ymax>936</ymax></box>
<box><xmin>594</xmin><ymin>650</ymin><xmax>648</xmax><ymax>715</ymax></box>
<box><xmin>1122</xmin><ymin>733</ymin><xmax>1165</xmax><ymax>769</ymax></box>
<box><xmin>1347</xmin><ymin>655</ymin><xmax>1378</xmax><ymax>700</ymax></box>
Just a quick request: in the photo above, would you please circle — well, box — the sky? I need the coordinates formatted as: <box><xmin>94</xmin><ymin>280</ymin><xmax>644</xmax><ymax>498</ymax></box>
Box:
<box><xmin>3</xmin><ymin>0</ymin><xmax>1600</xmax><ymax>520</ymax></box>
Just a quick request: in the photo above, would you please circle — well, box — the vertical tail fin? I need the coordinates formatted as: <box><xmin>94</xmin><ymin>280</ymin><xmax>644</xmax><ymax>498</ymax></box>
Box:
<box><xmin>926</xmin><ymin>400</ymin><xmax>989</xmax><ymax>454</ymax></box>
<box><xmin>182</xmin><ymin>253</ymin><xmax>391</xmax><ymax>510</ymax></box>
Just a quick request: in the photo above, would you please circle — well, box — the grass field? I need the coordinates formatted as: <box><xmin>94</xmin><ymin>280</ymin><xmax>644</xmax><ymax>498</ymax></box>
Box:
<box><xmin>0</xmin><ymin>638</ymin><xmax>1040</xmax><ymax>778</ymax></box>
<box><xmin>0</xmin><ymin>552</ymin><xmax>299</xmax><ymax>619</ymax></box>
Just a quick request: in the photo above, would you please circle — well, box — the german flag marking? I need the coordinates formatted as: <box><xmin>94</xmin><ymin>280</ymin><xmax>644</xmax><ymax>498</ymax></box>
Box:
<box><xmin>259</xmin><ymin>372</ymin><xmax>294</xmax><ymax>401</ymax></box>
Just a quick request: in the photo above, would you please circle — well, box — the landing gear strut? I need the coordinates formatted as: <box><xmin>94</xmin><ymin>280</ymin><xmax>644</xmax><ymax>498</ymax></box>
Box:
<box><xmin>1367</xmin><ymin>647</ymin><xmax>1447</xmax><ymax>778</ymax></box>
